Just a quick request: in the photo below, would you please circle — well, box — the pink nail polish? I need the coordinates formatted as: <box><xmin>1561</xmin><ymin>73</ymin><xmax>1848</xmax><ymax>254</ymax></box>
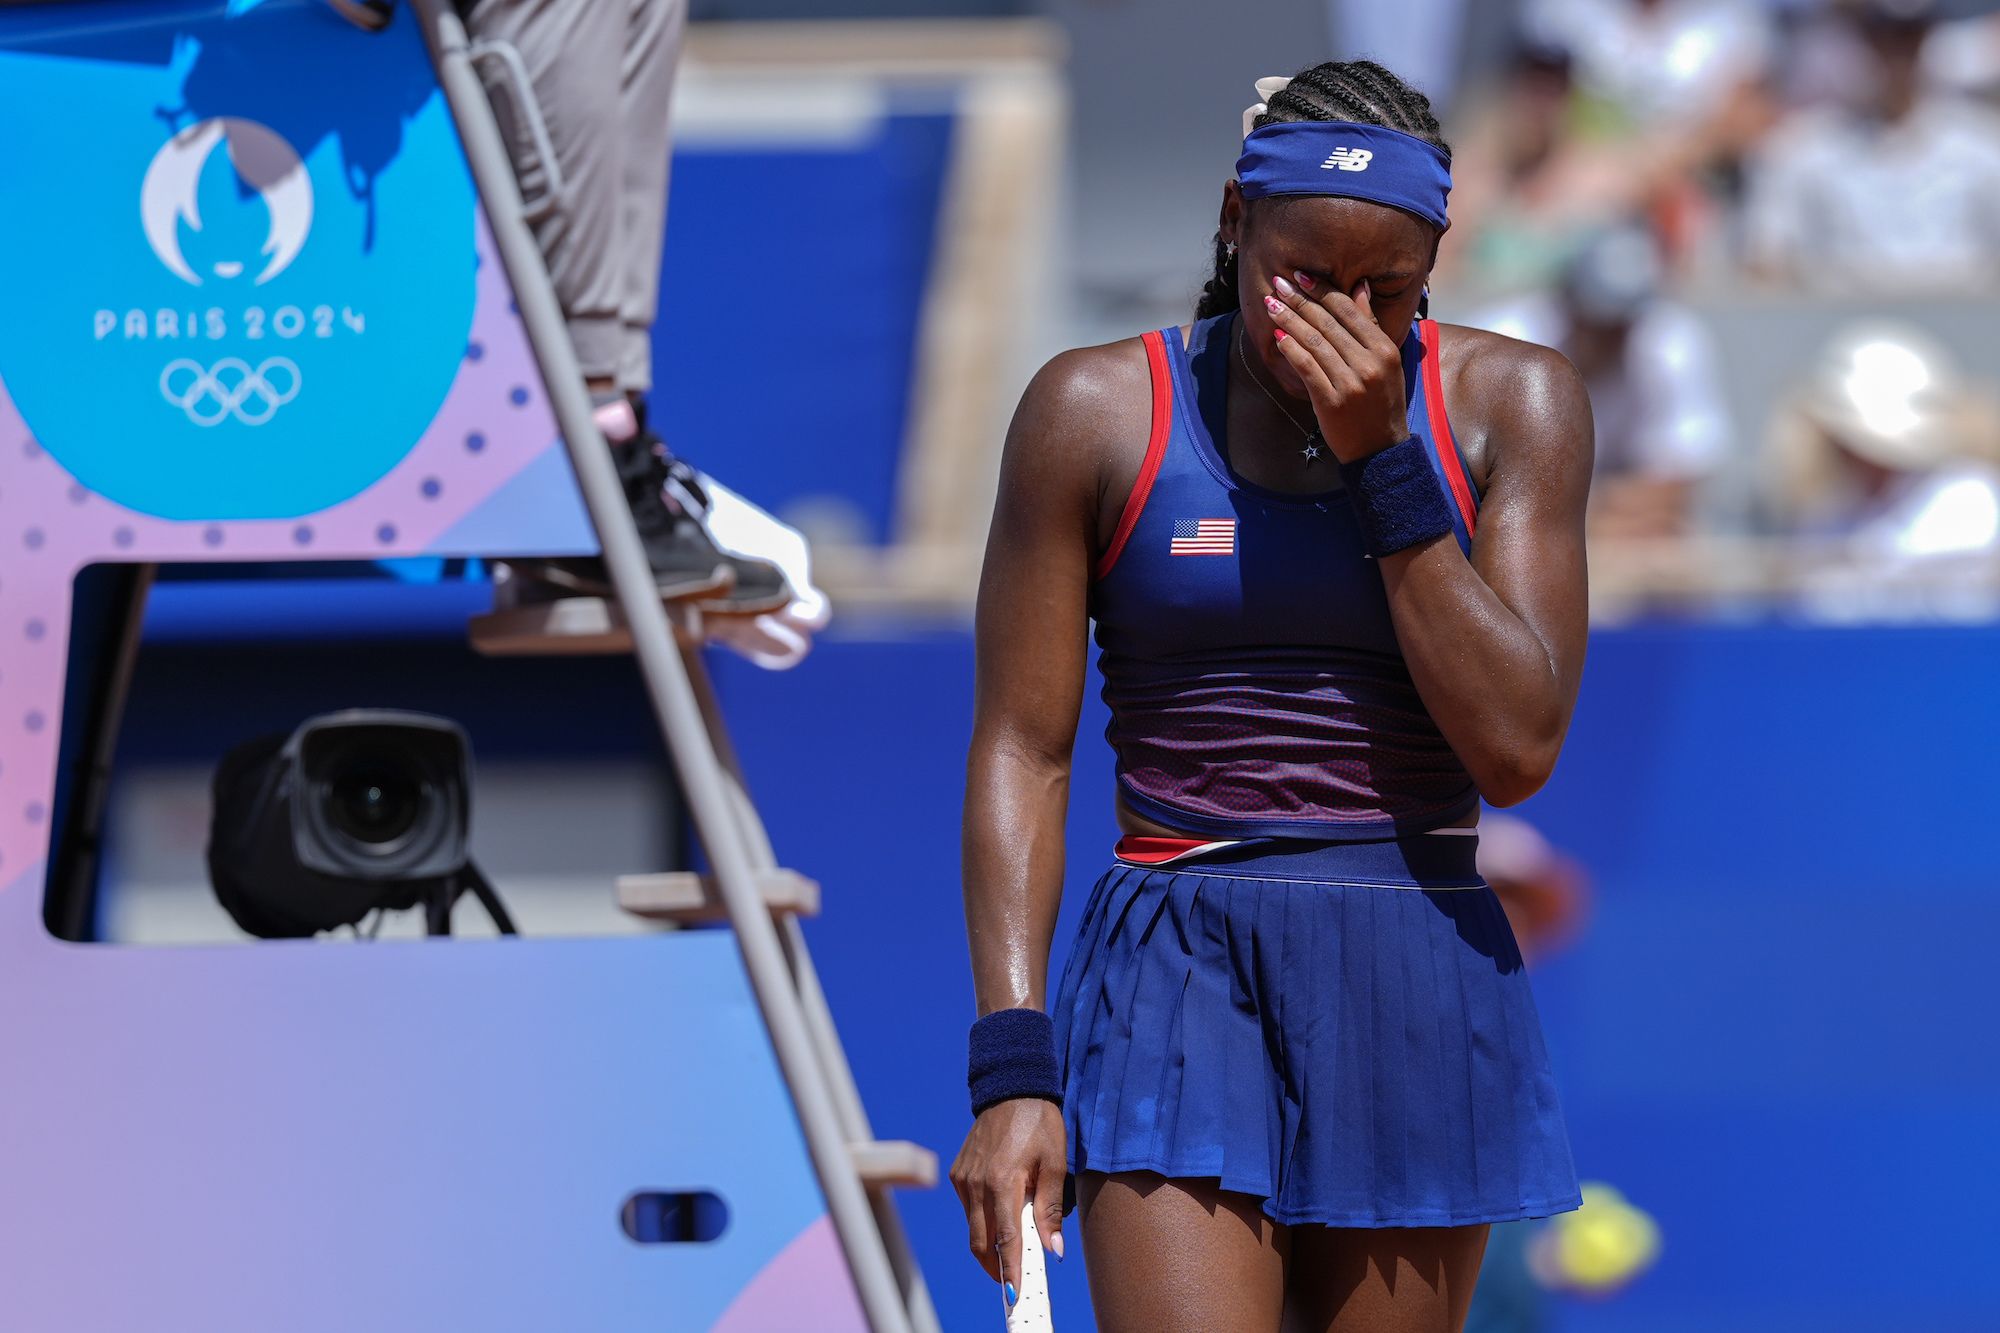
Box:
<box><xmin>1050</xmin><ymin>1231</ymin><xmax>1066</xmax><ymax>1262</ymax></box>
<box><xmin>1292</xmin><ymin>270</ymin><xmax>1315</xmax><ymax>290</ymax></box>
<box><xmin>1274</xmin><ymin>328</ymin><xmax>1289</xmax><ymax>342</ymax></box>
<box><xmin>1271</xmin><ymin>274</ymin><xmax>1295</xmax><ymax>297</ymax></box>
<box><xmin>1265</xmin><ymin>295</ymin><xmax>1283</xmax><ymax>315</ymax></box>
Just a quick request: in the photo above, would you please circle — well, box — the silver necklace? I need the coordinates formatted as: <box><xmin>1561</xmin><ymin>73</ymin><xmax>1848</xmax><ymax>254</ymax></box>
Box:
<box><xmin>1236</xmin><ymin>321</ymin><xmax>1323</xmax><ymax>465</ymax></box>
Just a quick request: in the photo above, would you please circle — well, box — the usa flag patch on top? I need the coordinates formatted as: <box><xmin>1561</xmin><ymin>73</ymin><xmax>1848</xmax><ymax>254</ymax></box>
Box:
<box><xmin>1170</xmin><ymin>518</ymin><xmax>1236</xmax><ymax>556</ymax></box>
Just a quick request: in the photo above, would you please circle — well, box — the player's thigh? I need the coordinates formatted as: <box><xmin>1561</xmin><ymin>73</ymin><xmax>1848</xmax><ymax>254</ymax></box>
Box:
<box><xmin>1077</xmin><ymin>1170</ymin><xmax>1288</xmax><ymax>1333</ymax></box>
<box><xmin>1282</xmin><ymin>1223</ymin><xmax>1489</xmax><ymax>1333</ymax></box>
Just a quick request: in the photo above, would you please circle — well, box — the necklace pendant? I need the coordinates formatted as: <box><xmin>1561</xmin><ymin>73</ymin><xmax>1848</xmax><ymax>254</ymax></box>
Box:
<box><xmin>1301</xmin><ymin>437</ymin><xmax>1323</xmax><ymax>465</ymax></box>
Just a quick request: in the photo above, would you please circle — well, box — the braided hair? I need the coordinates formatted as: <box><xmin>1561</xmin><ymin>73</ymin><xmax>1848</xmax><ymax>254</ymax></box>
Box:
<box><xmin>1195</xmin><ymin>60</ymin><xmax>1452</xmax><ymax>320</ymax></box>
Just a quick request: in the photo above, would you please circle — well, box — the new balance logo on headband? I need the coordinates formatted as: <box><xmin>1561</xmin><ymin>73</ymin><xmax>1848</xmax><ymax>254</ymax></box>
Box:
<box><xmin>1320</xmin><ymin>147</ymin><xmax>1374</xmax><ymax>172</ymax></box>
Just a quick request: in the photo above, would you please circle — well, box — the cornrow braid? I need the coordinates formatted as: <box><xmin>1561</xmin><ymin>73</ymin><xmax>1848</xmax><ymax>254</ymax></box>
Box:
<box><xmin>1195</xmin><ymin>60</ymin><xmax>1450</xmax><ymax>321</ymax></box>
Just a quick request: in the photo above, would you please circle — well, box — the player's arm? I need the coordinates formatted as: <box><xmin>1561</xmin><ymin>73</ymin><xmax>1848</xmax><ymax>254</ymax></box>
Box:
<box><xmin>1375</xmin><ymin>331</ymin><xmax>1593</xmax><ymax>805</ymax></box>
<box><xmin>1265</xmin><ymin>280</ymin><xmax>1592</xmax><ymax>806</ymax></box>
<box><xmin>962</xmin><ymin>344</ymin><xmax>1128</xmax><ymax>1021</ymax></box>
<box><xmin>952</xmin><ymin>338</ymin><xmax>1146</xmax><ymax>1292</ymax></box>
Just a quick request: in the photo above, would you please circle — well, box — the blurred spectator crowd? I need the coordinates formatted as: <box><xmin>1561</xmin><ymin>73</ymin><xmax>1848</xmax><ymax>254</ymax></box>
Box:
<box><xmin>1435</xmin><ymin>0</ymin><xmax>2000</xmax><ymax>620</ymax></box>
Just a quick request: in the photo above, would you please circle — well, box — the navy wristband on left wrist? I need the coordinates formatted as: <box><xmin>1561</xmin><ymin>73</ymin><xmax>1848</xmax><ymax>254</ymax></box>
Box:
<box><xmin>967</xmin><ymin>1008</ymin><xmax>1063</xmax><ymax>1117</ymax></box>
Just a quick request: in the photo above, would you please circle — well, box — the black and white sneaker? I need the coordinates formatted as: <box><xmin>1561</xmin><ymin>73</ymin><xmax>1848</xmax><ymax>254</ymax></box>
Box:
<box><xmin>622</xmin><ymin>393</ymin><xmax>793</xmax><ymax>614</ymax></box>
<box><xmin>506</xmin><ymin>432</ymin><xmax>734</xmax><ymax>603</ymax></box>
<box><xmin>660</xmin><ymin>456</ymin><xmax>795</xmax><ymax>614</ymax></box>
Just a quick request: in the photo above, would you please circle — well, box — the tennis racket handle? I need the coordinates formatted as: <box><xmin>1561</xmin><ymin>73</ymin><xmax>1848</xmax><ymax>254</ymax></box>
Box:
<box><xmin>1006</xmin><ymin>1201</ymin><xmax>1053</xmax><ymax>1331</ymax></box>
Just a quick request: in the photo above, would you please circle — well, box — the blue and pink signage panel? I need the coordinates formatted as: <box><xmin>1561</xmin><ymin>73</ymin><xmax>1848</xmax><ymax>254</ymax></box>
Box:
<box><xmin>0</xmin><ymin>3</ymin><xmax>860</xmax><ymax>1327</ymax></box>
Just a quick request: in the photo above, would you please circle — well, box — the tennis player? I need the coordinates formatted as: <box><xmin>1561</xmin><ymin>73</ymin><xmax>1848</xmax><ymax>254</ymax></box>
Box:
<box><xmin>953</xmin><ymin>60</ymin><xmax>1591</xmax><ymax>1333</ymax></box>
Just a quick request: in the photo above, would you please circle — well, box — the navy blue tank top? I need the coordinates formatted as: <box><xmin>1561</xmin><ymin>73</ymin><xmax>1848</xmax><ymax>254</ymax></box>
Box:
<box><xmin>1089</xmin><ymin>311</ymin><xmax>1481</xmax><ymax>840</ymax></box>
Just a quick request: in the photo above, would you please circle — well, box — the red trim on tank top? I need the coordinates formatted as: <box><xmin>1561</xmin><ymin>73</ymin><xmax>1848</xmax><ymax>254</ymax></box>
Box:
<box><xmin>1419</xmin><ymin>320</ymin><xmax>1478</xmax><ymax>537</ymax></box>
<box><xmin>1093</xmin><ymin>329</ymin><xmax>1174</xmax><ymax>580</ymax></box>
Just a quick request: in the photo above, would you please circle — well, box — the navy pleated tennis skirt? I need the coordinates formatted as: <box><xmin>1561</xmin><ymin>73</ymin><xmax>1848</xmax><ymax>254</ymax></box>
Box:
<box><xmin>1051</xmin><ymin>833</ymin><xmax>1581</xmax><ymax>1228</ymax></box>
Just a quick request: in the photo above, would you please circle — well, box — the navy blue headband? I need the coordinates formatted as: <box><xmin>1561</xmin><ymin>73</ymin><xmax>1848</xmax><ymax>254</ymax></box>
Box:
<box><xmin>1235</xmin><ymin>121</ymin><xmax>1452</xmax><ymax>232</ymax></box>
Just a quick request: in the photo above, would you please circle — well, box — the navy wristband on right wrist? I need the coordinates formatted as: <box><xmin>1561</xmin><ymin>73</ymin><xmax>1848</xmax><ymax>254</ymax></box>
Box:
<box><xmin>967</xmin><ymin>1008</ymin><xmax>1063</xmax><ymax>1117</ymax></box>
<box><xmin>1339</xmin><ymin>435</ymin><xmax>1455</xmax><ymax>557</ymax></box>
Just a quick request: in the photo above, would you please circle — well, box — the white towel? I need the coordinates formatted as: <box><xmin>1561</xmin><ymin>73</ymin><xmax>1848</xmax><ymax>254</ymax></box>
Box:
<box><xmin>696</xmin><ymin>473</ymin><xmax>830</xmax><ymax>671</ymax></box>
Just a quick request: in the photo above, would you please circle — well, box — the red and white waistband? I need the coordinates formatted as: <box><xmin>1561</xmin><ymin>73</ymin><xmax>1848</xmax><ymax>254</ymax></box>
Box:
<box><xmin>1114</xmin><ymin>826</ymin><xmax>1479</xmax><ymax>868</ymax></box>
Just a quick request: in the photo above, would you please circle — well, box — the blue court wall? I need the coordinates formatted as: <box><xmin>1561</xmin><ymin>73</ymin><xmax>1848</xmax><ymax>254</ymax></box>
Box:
<box><xmin>649</xmin><ymin>105</ymin><xmax>957</xmax><ymax>547</ymax></box>
<box><xmin>710</xmin><ymin>621</ymin><xmax>2000</xmax><ymax>1333</ymax></box>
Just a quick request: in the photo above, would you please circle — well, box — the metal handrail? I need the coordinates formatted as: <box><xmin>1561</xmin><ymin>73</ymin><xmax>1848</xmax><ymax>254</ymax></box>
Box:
<box><xmin>412</xmin><ymin>3</ymin><xmax>916</xmax><ymax>1328</ymax></box>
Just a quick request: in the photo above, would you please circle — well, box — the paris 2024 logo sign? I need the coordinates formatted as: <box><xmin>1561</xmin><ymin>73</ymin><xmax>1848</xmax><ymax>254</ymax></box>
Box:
<box><xmin>0</xmin><ymin>24</ymin><xmax>478</xmax><ymax>521</ymax></box>
<box><xmin>140</xmin><ymin>119</ymin><xmax>315</xmax><ymax>431</ymax></box>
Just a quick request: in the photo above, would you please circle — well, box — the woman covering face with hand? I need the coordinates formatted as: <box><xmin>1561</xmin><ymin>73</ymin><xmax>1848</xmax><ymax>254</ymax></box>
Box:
<box><xmin>953</xmin><ymin>60</ymin><xmax>1592</xmax><ymax>1333</ymax></box>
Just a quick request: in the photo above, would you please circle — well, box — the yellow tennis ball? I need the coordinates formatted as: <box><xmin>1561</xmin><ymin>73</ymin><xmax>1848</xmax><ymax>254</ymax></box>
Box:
<box><xmin>1545</xmin><ymin>1182</ymin><xmax>1661</xmax><ymax>1293</ymax></box>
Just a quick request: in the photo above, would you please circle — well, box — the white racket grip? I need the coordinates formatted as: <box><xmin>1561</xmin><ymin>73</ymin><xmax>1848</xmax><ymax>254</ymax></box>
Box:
<box><xmin>1005</xmin><ymin>1200</ymin><xmax>1054</xmax><ymax>1330</ymax></box>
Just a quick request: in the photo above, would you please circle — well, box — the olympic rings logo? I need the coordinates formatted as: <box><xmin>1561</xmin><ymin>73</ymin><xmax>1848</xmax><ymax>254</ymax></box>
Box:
<box><xmin>158</xmin><ymin>356</ymin><xmax>301</xmax><ymax>427</ymax></box>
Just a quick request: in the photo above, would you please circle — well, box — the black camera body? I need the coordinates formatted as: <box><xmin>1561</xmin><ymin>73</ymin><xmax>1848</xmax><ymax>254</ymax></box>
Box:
<box><xmin>208</xmin><ymin>710</ymin><xmax>472</xmax><ymax>938</ymax></box>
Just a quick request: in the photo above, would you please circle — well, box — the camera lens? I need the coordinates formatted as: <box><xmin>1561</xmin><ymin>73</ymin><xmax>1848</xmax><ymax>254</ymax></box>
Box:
<box><xmin>278</xmin><ymin>713</ymin><xmax>471</xmax><ymax>893</ymax></box>
<box><xmin>326</xmin><ymin>766</ymin><xmax>422</xmax><ymax>847</ymax></box>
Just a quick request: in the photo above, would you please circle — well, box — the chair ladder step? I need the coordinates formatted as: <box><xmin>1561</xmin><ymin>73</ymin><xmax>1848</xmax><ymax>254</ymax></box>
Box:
<box><xmin>617</xmin><ymin>868</ymin><xmax>820</xmax><ymax>924</ymax></box>
<box><xmin>850</xmin><ymin>1140</ymin><xmax>938</xmax><ymax>1191</ymax></box>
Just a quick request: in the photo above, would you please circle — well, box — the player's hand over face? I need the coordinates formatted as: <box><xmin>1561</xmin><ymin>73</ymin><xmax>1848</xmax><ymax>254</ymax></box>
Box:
<box><xmin>1262</xmin><ymin>272</ymin><xmax>1410</xmax><ymax>462</ymax></box>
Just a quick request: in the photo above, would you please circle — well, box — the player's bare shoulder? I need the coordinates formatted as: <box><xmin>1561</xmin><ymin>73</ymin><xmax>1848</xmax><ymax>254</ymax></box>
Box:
<box><xmin>1002</xmin><ymin>331</ymin><xmax>1169</xmax><ymax>519</ymax></box>
<box><xmin>1434</xmin><ymin>322</ymin><xmax>1593</xmax><ymax>489</ymax></box>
